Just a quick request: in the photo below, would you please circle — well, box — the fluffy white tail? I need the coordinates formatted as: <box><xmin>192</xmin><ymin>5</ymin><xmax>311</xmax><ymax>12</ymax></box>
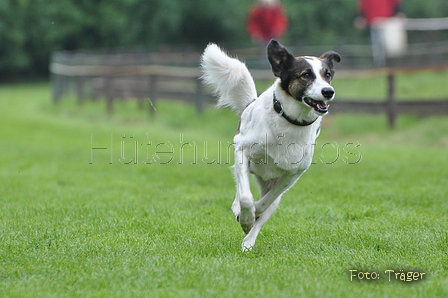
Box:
<box><xmin>201</xmin><ymin>43</ymin><xmax>257</xmax><ymax>117</ymax></box>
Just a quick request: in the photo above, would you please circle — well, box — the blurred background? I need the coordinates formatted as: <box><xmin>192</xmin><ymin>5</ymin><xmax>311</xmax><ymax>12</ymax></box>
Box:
<box><xmin>1</xmin><ymin>0</ymin><xmax>448</xmax><ymax>80</ymax></box>
<box><xmin>2</xmin><ymin>0</ymin><xmax>448</xmax><ymax>128</ymax></box>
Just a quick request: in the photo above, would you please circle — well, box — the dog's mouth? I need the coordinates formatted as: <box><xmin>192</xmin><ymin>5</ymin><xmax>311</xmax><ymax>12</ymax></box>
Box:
<box><xmin>303</xmin><ymin>97</ymin><xmax>329</xmax><ymax>114</ymax></box>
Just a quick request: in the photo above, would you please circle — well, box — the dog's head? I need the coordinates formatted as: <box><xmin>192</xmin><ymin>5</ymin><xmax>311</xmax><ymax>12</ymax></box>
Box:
<box><xmin>267</xmin><ymin>39</ymin><xmax>341</xmax><ymax>115</ymax></box>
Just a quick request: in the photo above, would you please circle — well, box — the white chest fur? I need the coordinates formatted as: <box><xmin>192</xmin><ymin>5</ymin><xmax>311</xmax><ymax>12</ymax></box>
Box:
<box><xmin>234</xmin><ymin>91</ymin><xmax>321</xmax><ymax>181</ymax></box>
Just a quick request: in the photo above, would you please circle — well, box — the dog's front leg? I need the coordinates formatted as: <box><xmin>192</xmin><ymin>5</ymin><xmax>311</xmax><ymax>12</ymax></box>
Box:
<box><xmin>233</xmin><ymin>147</ymin><xmax>255</xmax><ymax>234</ymax></box>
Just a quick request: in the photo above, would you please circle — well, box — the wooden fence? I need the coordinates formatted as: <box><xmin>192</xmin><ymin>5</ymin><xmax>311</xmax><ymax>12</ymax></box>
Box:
<box><xmin>50</xmin><ymin>62</ymin><xmax>209</xmax><ymax>113</ymax></box>
<box><xmin>49</xmin><ymin>51</ymin><xmax>448</xmax><ymax>128</ymax></box>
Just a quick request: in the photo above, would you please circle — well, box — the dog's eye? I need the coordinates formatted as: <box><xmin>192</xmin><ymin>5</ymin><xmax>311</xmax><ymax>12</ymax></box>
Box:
<box><xmin>325</xmin><ymin>72</ymin><xmax>331</xmax><ymax>78</ymax></box>
<box><xmin>302</xmin><ymin>72</ymin><xmax>311</xmax><ymax>79</ymax></box>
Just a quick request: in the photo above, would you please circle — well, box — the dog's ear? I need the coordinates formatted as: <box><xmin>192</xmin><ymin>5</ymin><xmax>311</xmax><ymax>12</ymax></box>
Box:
<box><xmin>267</xmin><ymin>39</ymin><xmax>296</xmax><ymax>79</ymax></box>
<box><xmin>320</xmin><ymin>51</ymin><xmax>341</xmax><ymax>65</ymax></box>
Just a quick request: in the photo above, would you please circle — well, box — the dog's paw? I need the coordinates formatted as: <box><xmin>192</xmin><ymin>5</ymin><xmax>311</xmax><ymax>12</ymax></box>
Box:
<box><xmin>239</xmin><ymin>206</ymin><xmax>255</xmax><ymax>234</ymax></box>
<box><xmin>242</xmin><ymin>236</ymin><xmax>256</xmax><ymax>252</ymax></box>
<box><xmin>242</xmin><ymin>244</ymin><xmax>253</xmax><ymax>252</ymax></box>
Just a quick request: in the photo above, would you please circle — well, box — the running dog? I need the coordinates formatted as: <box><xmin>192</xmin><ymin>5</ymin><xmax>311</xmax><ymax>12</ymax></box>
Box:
<box><xmin>201</xmin><ymin>39</ymin><xmax>340</xmax><ymax>251</ymax></box>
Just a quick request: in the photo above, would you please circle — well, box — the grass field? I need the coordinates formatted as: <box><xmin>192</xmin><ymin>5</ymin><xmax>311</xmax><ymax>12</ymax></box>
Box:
<box><xmin>1</xmin><ymin>83</ymin><xmax>447</xmax><ymax>297</ymax></box>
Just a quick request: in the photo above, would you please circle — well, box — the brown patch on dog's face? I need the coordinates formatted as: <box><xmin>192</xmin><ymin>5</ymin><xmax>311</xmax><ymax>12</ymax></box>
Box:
<box><xmin>319</xmin><ymin>56</ymin><xmax>338</xmax><ymax>84</ymax></box>
<box><xmin>283</xmin><ymin>57</ymin><xmax>316</xmax><ymax>101</ymax></box>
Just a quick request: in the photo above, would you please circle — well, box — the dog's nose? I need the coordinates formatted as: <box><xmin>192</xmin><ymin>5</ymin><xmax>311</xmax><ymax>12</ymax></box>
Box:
<box><xmin>321</xmin><ymin>87</ymin><xmax>334</xmax><ymax>99</ymax></box>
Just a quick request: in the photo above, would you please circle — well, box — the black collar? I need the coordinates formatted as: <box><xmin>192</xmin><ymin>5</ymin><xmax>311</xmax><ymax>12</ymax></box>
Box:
<box><xmin>273</xmin><ymin>92</ymin><xmax>318</xmax><ymax>126</ymax></box>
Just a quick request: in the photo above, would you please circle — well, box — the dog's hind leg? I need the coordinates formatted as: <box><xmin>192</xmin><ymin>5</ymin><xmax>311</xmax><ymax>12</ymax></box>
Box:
<box><xmin>254</xmin><ymin>176</ymin><xmax>280</xmax><ymax>198</ymax></box>
<box><xmin>242</xmin><ymin>196</ymin><xmax>281</xmax><ymax>251</ymax></box>
<box><xmin>254</xmin><ymin>171</ymin><xmax>304</xmax><ymax>217</ymax></box>
<box><xmin>241</xmin><ymin>174</ymin><xmax>292</xmax><ymax>251</ymax></box>
<box><xmin>234</xmin><ymin>147</ymin><xmax>255</xmax><ymax>234</ymax></box>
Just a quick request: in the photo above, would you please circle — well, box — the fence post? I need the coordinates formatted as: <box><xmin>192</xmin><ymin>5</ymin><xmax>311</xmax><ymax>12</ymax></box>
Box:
<box><xmin>76</xmin><ymin>76</ymin><xmax>85</xmax><ymax>105</ymax></box>
<box><xmin>52</xmin><ymin>74</ymin><xmax>65</xmax><ymax>104</ymax></box>
<box><xmin>136</xmin><ymin>77</ymin><xmax>145</xmax><ymax>110</ymax></box>
<box><xmin>386</xmin><ymin>72</ymin><xmax>397</xmax><ymax>129</ymax></box>
<box><xmin>105</xmin><ymin>76</ymin><xmax>114</xmax><ymax>114</ymax></box>
<box><xmin>196</xmin><ymin>79</ymin><xmax>205</xmax><ymax>113</ymax></box>
<box><xmin>148</xmin><ymin>75</ymin><xmax>158</xmax><ymax>114</ymax></box>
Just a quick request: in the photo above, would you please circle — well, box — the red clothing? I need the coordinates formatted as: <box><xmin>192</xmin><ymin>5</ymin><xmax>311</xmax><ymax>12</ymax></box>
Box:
<box><xmin>359</xmin><ymin>0</ymin><xmax>402</xmax><ymax>25</ymax></box>
<box><xmin>247</xmin><ymin>4</ymin><xmax>288</xmax><ymax>42</ymax></box>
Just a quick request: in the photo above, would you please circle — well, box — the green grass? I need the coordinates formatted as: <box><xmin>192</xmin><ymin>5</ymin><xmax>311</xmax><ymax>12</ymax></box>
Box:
<box><xmin>1</xmin><ymin>83</ymin><xmax>447</xmax><ymax>297</ymax></box>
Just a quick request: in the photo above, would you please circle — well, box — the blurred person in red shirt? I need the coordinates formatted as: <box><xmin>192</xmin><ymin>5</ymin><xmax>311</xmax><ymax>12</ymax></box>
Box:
<box><xmin>355</xmin><ymin>0</ymin><xmax>405</xmax><ymax>66</ymax></box>
<box><xmin>247</xmin><ymin>0</ymin><xmax>288</xmax><ymax>44</ymax></box>
<box><xmin>356</xmin><ymin>0</ymin><xmax>404</xmax><ymax>27</ymax></box>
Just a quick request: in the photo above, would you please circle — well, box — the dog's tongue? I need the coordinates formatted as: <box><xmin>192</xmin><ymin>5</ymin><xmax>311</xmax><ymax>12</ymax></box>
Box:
<box><xmin>318</xmin><ymin>102</ymin><xmax>328</xmax><ymax>109</ymax></box>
